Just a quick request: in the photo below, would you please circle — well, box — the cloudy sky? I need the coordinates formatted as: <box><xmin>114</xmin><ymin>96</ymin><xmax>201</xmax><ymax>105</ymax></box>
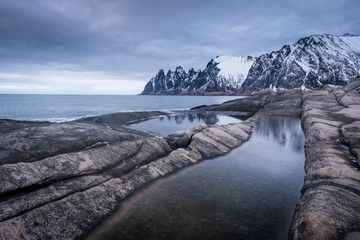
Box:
<box><xmin>0</xmin><ymin>0</ymin><xmax>359</xmax><ymax>94</ymax></box>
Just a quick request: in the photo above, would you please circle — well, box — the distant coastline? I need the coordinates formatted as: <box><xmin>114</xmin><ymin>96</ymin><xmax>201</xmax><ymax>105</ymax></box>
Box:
<box><xmin>0</xmin><ymin>94</ymin><xmax>242</xmax><ymax>122</ymax></box>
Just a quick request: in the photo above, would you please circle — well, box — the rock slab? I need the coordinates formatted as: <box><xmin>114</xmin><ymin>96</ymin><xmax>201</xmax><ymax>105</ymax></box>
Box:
<box><xmin>289</xmin><ymin>78</ymin><xmax>360</xmax><ymax>240</ymax></box>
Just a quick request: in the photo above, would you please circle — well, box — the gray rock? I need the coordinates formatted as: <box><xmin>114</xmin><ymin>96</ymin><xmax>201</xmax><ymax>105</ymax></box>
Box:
<box><xmin>256</xmin><ymin>91</ymin><xmax>303</xmax><ymax>117</ymax></box>
<box><xmin>0</xmin><ymin>121</ymin><xmax>145</xmax><ymax>165</ymax></box>
<box><xmin>191</xmin><ymin>95</ymin><xmax>271</xmax><ymax>116</ymax></box>
<box><xmin>289</xmin><ymin>78</ymin><xmax>360</xmax><ymax>240</ymax></box>
<box><xmin>77</xmin><ymin>110</ymin><xmax>169</xmax><ymax>127</ymax></box>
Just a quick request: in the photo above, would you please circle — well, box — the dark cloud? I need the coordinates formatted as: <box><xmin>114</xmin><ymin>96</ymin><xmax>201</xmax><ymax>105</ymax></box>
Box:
<box><xmin>0</xmin><ymin>0</ymin><xmax>359</xmax><ymax>94</ymax></box>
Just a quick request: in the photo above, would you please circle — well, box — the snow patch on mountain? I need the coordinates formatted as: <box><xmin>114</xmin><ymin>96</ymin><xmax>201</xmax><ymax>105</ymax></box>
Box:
<box><xmin>214</xmin><ymin>55</ymin><xmax>254</xmax><ymax>87</ymax></box>
<box><xmin>339</xmin><ymin>35</ymin><xmax>360</xmax><ymax>52</ymax></box>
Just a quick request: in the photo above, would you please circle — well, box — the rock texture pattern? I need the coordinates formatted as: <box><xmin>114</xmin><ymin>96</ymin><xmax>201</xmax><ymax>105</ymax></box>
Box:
<box><xmin>289</xmin><ymin>77</ymin><xmax>360</xmax><ymax>240</ymax></box>
<box><xmin>0</xmin><ymin>110</ymin><xmax>252</xmax><ymax>239</ymax></box>
<box><xmin>141</xmin><ymin>34</ymin><xmax>360</xmax><ymax>95</ymax></box>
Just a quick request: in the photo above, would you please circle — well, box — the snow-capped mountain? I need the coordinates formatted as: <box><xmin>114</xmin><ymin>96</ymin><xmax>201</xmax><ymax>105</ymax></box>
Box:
<box><xmin>241</xmin><ymin>33</ymin><xmax>360</xmax><ymax>92</ymax></box>
<box><xmin>141</xmin><ymin>34</ymin><xmax>360</xmax><ymax>95</ymax></box>
<box><xmin>141</xmin><ymin>56</ymin><xmax>255</xmax><ymax>95</ymax></box>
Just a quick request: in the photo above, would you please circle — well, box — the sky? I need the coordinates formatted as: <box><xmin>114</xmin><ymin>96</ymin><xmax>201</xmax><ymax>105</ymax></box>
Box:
<box><xmin>0</xmin><ymin>0</ymin><xmax>359</xmax><ymax>95</ymax></box>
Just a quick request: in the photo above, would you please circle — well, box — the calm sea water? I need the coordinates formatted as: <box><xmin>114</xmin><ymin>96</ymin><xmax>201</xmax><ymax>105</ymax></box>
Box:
<box><xmin>88</xmin><ymin>116</ymin><xmax>305</xmax><ymax>240</ymax></box>
<box><xmin>0</xmin><ymin>94</ymin><xmax>242</xmax><ymax>122</ymax></box>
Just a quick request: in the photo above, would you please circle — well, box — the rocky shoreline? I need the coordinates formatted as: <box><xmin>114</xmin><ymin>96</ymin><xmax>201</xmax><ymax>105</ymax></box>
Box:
<box><xmin>0</xmin><ymin>110</ymin><xmax>253</xmax><ymax>239</ymax></box>
<box><xmin>0</xmin><ymin>79</ymin><xmax>359</xmax><ymax>239</ymax></box>
<box><xmin>290</xmin><ymin>79</ymin><xmax>360</xmax><ymax>240</ymax></box>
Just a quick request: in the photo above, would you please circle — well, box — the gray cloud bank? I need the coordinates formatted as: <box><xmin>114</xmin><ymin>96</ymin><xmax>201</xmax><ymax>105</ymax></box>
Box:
<box><xmin>0</xmin><ymin>0</ymin><xmax>359</xmax><ymax>94</ymax></box>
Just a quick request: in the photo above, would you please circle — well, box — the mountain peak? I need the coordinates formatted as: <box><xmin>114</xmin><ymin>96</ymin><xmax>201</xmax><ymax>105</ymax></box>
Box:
<box><xmin>141</xmin><ymin>33</ymin><xmax>360</xmax><ymax>95</ymax></box>
<box><xmin>343</xmin><ymin>33</ymin><xmax>359</xmax><ymax>37</ymax></box>
<box><xmin>241</xmin><ymin>33</ymin><xmax>360</xmax><ymax>92</ymax></box>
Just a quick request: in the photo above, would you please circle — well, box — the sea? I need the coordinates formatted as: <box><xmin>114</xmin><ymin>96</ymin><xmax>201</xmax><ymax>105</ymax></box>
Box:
<box><xmin>0</xmin><ymin>94</ymin><xmax>243</xmax><ymax>122</ymax></box>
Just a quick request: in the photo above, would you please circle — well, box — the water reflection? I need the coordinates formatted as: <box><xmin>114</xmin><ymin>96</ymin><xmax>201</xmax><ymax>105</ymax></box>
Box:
<box><xmin>130</xmin><ymin>113</ymin><xmax>241</xmax><ymax>136</ymax></box>
<box><xmin>157</xmin><ymin>113</ymin><xmax>221</xmax><ymax>125</ymax></box>
<box><xmin>88</xmin><ymin>116</ymin><xmax>305</xmax><ymax>240</ymax></box>
<box><xmin>254</xmin><ymin>116</ymin><xmax>304</xmax><ymax>152</ymax></box>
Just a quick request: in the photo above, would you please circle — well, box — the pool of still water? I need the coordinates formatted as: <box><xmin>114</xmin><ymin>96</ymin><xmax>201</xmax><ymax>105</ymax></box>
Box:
<box><xmin>129</xmin><ymin>113</ymin><xmax>243</xmax><ymax>136</ymax></box>
<box><xmin>88</xmin><ymin>116</ymin><xmax>305</xmax><ymax>240</ymax></box>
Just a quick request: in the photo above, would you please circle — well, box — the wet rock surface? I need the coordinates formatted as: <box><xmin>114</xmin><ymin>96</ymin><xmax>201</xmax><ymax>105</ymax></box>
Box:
<box><xmin>289</xmin><ymin>77</ymin><xmax>360</xmax><ymax>240</ymax></box>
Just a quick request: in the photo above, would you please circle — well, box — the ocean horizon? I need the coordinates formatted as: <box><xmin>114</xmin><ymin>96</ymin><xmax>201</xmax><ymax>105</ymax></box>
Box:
<box><xmin>0</xmin><ymin>94</ymin><xmax>244</xmax><ymax>122</ymax></box>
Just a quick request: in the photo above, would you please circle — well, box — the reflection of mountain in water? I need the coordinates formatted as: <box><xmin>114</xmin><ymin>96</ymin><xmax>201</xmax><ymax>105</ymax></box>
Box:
<box><xmin>159</xmin><ymin>113</ymin><xmax>220</xmax><ymax>125</ymax></box>
<box><xmin>254</xmin><ymin>116</ymin><xmax>304</xmax><ymax>152</ymax></box>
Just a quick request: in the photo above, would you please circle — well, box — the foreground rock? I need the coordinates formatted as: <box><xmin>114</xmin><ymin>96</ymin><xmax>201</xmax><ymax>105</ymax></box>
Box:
<box><xmin>0</xmin><ymin>110</ymin><xmax>252</xmax><ymax>239</ymax></box>
<box><xmin>289</xmin><ymin>78</ymin><xmax>360</xmax><ymax>240</ymax></box>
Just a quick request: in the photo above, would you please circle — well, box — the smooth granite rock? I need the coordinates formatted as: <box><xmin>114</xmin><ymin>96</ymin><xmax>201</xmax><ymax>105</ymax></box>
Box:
<box><xmin>289</xmin><ymin>77</ymin><xmax>360</xmax><ymax>240</ymax></box>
